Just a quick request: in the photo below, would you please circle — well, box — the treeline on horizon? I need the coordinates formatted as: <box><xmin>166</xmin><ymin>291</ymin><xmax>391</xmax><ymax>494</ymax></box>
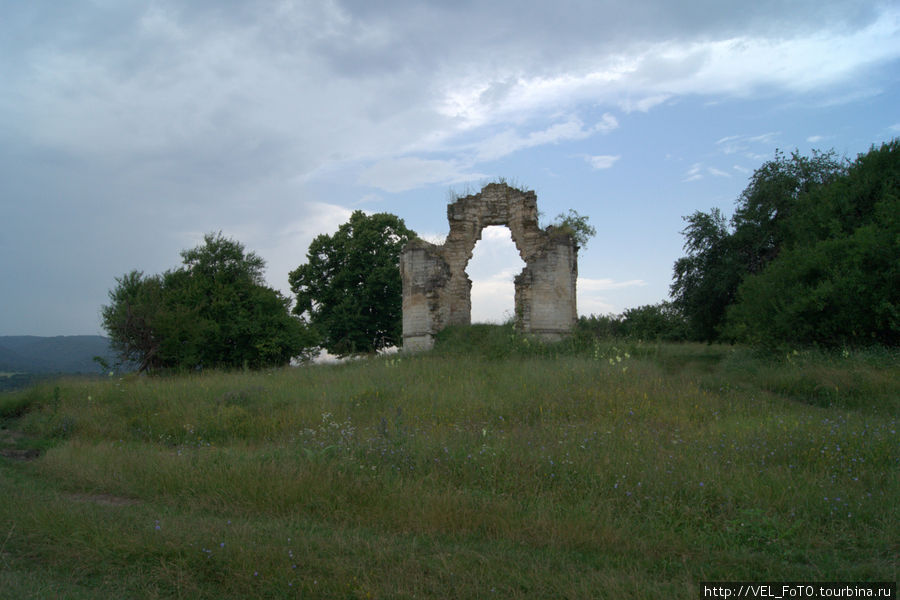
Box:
<box><xmin>582</xmin><ymin>139</ymin><xmax>899</xmax><ymax>349</ymax></box>
<box><xmin>101</xmin><ymin>140</ymin><xmax>899</xmax><ymax>374</ymax></box>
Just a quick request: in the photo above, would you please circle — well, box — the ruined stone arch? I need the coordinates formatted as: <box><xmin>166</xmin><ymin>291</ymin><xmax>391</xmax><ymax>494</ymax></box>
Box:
<box><xmin>400</xmin><ymin>183</ymin><xmax>578</xmax><ymax>351</ymax></box>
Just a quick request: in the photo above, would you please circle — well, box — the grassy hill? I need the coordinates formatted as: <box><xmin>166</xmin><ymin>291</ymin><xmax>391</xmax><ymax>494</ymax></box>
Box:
<box><xmin>0</xmin><ymin>329</ymin><xmax>897</xmax><ymax>598</ymax></box>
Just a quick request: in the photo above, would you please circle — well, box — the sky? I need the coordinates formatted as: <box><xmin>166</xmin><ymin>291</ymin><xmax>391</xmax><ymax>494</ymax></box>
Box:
<box><xmin>2</xmin><ymin>0</ymin><xmax>899</xmax><ymax>336</ymax></box>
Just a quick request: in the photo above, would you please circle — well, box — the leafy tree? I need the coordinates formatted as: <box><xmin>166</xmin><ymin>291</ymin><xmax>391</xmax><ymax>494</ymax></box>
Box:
<box><xmin>671</xmin><ymin>149</ymin><xmax>847</xmax><ymax>341</ymax></box>
<box><xmin>100</xmin><ymin>270</ymin><xmax>167</xmax><ymax>373</ymax></box>
<box><xmin>102</xmin><ymin>233</ymin><xmax>312</xmax><ymax>372</ymax></box>
<box><xmin>670</xmin><ymin>208</ymin><xmax>740</xmax><ymax>341</ymax></box>
<box><xmin>730</xmin><ymin>149</ymin><xmax>846</xmax><ymax>274</ymax></box>
<box><xmin>725</xmin><ymin>140</ymin><xmax>900</xmax><ymax>347</ymax></box>
<box><xmin>289</xmin><ymin>211</ymin><xmax>416</xmax><ymax>356</ymax></box>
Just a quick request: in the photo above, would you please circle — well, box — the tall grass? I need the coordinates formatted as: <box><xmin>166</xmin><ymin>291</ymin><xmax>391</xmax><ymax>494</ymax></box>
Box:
<box><xmin>1</xmin><ymin>331</ymin><xmax>897</xmax><ymax>598</ymax></box>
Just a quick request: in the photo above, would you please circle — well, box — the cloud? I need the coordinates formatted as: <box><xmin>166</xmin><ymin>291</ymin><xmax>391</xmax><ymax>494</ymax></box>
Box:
<box><xmin>2</xmin><ymin>1</ymin><xmax>899</xmax><ymax>334</ymax></box>
<box><xmin>470</xmin><ymin>277</ymin><xmax>517</xmax><ymax>324</ymax></box>
<box><xmin>435</xmin><ymin>6</ymin><xmax>900</xmax><ymax>132</ymax></box>
<box><xmin>577</xmin><ymin>296</ymin><xmax>619</xmax><ymax>317</ymax></box>
<box><xmin>472</xmin><ymin>114</ymin><xmax>618</xmax><ymax>162</ymax></box>
<box><xmin>578</xmin><ymin>278</ymin><xmax>647</xmax><ymax>291</ymax></box>
<box><xmin>467</xmin><ymin>226</ymin><xmax>526</xmax><ymax>279</ymax></box>
<box><xmin>683</xmin><ymin>162</ymin><xmax>734</xmax><ymax>181</ymax></box>
<box><xmin>5</xmin><ymin>3</ymin><xmax>897</xmax><ymax>196</ymax></box>
<box><xmin>359</xmin><ymin>157</ymin><xmax>486</xmax><ymax>193</ymax></box>
<box><xmin>716</xmin><ymin>132</ymin><xmax>780</xmax><ymax>155</ymax></box>
<box><xmin>683</xmin><ymin>163</ymin><xmax>704</xmax><ymax>182</ymax></box>
<box><xmin>595</xmin><ymin>113</ymin><xmax>620</xmax><ymax>133</ymax></box>
<box><xmin>585</xmin><ymin>155</ymin><xmax>621</xmax><ymax>170</ymax></box>
<box><xmin>806</xmin><ymin>135</ymin><xmax>826</xmax><ymax>143</ymax></box>
<box><xmin>620</xmin><ymin>94</ymin><xmax>672</xmax><ymax>113</ymax></box>
<box><xmin>468</xmin><ymin>226</ymin><xmax>526</xmax><ymax>322</ymax></box>
<box><xmin>417</xmin><ymin>232</ymin><xmax>449</xmax><ymax>245</ymax></box>
<box><xmin>576</xmin><ymin>278</ymin><xmax>647</xmax><ymax>317</ymax></box>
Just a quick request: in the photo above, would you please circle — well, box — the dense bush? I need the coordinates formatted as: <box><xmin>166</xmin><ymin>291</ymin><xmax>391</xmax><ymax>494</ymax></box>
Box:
<box><xmin>576</xmin><ymin>302</ymin><xmax>687</xmax><ymax>342</ymax></box>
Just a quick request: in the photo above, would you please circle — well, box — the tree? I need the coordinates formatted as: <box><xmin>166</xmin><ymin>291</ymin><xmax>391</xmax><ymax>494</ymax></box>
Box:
<box><xmin>670</xmin><ymin>208</ymin><xmax>740</xmax><ymax>341</ymax></box>
<box><xmin>289</xmin><ymin>211</ymin><xmax>416</xmax><ymax>356</ymax></box>
<box><xmin>730</xmin><ymin>149</ymin><xmax>846</xmax><ymax>274</ymax></box>
<box><xmin>671</xmin><ymin>149</ymin><xmax>847</xmax><ymax>341</ymax></box>
<box><xmin>101</xmin><ymin>270</ymin><xmax>167</xmax><ymax>373</ymax></box>
<box><xmin>102</xmin><ymin>233</ymin><xmax>312</xmax><ymax>372</ymax></box>
<box><xmin>725</xmin><ymin>140</ymin><xmax>900</xmax><ymax>347</ymax></box>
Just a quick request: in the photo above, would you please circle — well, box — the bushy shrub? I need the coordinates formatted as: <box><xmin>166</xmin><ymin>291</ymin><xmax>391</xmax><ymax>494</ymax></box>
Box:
<box><xmin>619</xmin><ymin>302</ymin><xmax>688</xmax><ymax>341</ymax></box>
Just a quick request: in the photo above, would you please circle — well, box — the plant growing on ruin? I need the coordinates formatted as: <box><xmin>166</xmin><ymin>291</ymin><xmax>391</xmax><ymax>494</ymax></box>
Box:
<box><xmin>550</xmin><ymin>209</ymin><xmax>596</xmax><ymax>248</ymax></box>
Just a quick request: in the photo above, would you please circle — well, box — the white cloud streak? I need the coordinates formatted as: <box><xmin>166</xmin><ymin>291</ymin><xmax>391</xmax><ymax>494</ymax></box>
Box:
<box><xmin>586</xmin><ymin>155</ymin><xmax>621</xmax><ymax>170</ymax></box>
<box><xmin>578</xmin><ymin>278</ymin><xmax>648</xmax><ymax>291</ymax></box>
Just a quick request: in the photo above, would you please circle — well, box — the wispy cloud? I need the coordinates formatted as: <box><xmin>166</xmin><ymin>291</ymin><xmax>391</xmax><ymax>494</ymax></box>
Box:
<box><xmin>359</xmin><ymin>157</ymin><xmax>486</xmax><ymax>193</ymax></box>
<box><xmin>683</xmin><ymin>163</ymin><xmax>704</xmax><ymax>182</ymax></box>
<box><xmin>620</xmin><ymin>94</ymin><xmax>671</xmax><ymax>113</ymax></box>
<box><xmin>716</xmin><ymin>132</ymin><xmax>780</xmax><ymax>155</ymax></box>
<box><xmin>470</xmin><ymin>113</ymin><xmax>618</xmax><ymax>162</ymax></box>
<box><xmin>578</xmin><ymin>277</ymin><xmax>647</xmax><ymax>291</ymax></box>
<box><xmin>585</xmin><ymin>155</ymin><xmax>621</xmax><ymax>170</ymax></box>
<box><xmin>683</xmin><ymin>162</ymin><xmax>732</xmax><ymax>181</ymax></box>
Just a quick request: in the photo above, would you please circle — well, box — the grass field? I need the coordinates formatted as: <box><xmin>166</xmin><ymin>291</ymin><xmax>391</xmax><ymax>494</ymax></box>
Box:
<box><xmin>1</xmin><ymin>328</ymin><xmax>897</xmax><ymax>598</ymax></box>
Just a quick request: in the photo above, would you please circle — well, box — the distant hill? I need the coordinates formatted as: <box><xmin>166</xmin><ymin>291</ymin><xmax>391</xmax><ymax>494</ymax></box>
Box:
<box><xmin>0</xmin><ymin>336</ymin><xmax>119</xmax><ymax>375</ymax></box>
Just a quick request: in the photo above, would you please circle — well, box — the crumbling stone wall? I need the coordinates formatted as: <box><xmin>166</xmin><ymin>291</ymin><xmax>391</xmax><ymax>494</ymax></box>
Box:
<box><xmin>401</xmin><ymin>183</ymin><xmax>578</xmax><ymax>351</ymax></box>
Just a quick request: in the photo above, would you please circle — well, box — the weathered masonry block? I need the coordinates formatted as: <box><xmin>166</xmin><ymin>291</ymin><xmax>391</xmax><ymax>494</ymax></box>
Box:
<box><xmin>400</xmin><ymin>183</ymin><xmax>578</xmax><ymax>351</ymax></box>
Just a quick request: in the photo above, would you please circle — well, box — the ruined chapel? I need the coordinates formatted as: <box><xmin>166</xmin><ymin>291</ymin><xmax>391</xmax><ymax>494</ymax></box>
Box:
<box><xmin>400</xmin><ymin>183</ymin><xmax>578</xmax><ymax>351</ymax></box>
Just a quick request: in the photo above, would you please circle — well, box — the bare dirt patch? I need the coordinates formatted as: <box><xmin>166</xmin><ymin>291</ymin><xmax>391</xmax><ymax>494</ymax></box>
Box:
<box><xmin>0</xmin><ymin>448</ymin><xmax>40</xmax><ymax>461</ymax></box>
<box><xmin>0</xmin><ymin>428</ymin><xmax>41</xmax><ymax>461</ymax></box>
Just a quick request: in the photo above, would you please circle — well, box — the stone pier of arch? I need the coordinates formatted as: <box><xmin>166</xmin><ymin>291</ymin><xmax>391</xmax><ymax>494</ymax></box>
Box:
<box><xmin>400</xmin><ymin>183</ymin><xmax>578</xmax><ymax>352</ymax></box>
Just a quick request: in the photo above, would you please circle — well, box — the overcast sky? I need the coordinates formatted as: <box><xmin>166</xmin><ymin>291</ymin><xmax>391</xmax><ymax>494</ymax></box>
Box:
<box><xmin>2</xmin><ymin>0</ymin><xmax>899</xmax><ymax>336</ymax></box>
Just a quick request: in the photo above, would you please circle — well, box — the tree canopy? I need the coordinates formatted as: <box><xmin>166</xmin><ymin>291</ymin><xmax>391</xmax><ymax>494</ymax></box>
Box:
<box><xmin>289</xmin><ymin>211</ymin><xmax>416</xmax><ymax>356</ymax></box>
<box><xmin>102</xmin><ymin>233</ymin><xmax>312</xmax><ymax>372</ymax></box>
<box><xmin>671</xmin><ymin>141</ymin><xmax>899</xmax><ymax>347</ymax></box>
<box><xmin>725</xmin><ymin>141</ymin><xmax>899</xmax><ymax>347</ymax></box>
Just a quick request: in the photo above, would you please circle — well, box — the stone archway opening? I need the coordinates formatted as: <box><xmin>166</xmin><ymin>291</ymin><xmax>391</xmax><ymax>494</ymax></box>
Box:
<box><xmin>467</xmin><ymin>225</ymin><xmax>527</xmax><ymax>324</ymax></box>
